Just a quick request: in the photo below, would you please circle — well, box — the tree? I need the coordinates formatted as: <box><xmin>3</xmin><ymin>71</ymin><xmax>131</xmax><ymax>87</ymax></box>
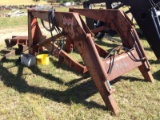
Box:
<box><xmin>33</xmin><ymin>0</ymin><xmax>40</xmax><ymax>5</ymax></box>
<box><xmin>74</xmin><ymin>0</ymin><xmax>86</xmax><ymax>2</ymax></box>
<box><xmin>47</xmin><ymin>0</ymin><xmax>56</xmax><ymax>5</ymax></box>
<box><xmin>33</xmin><ymin>0</ymin><xmax>40</xmax><ymax>2</ymax></box>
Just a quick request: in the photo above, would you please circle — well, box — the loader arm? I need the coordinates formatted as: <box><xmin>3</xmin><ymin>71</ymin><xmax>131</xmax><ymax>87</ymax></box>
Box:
<box><xmin>84</xmin><ymin>0</ymin><xmax>160</xmax><ymax>59</ymax></box>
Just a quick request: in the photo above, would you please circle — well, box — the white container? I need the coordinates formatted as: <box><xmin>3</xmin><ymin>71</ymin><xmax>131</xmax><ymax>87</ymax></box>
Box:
<box><xmin>21</xmin><ymin>54</ymin><xmax>36</xmax><ymax>67</ymax></box>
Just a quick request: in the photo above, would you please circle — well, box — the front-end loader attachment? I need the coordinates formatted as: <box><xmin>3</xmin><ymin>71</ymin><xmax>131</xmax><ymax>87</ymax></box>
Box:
<box><xmin>27</xmin><ymin>8</ymin><xmax>154</xmax><ymax>115</ymax></box>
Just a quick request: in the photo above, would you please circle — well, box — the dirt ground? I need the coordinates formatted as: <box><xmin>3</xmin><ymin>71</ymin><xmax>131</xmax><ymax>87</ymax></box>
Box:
<box><xmin>0</xmin><ymin>26</ymin><xmax>28</xmax><ymax>44</ymax></box>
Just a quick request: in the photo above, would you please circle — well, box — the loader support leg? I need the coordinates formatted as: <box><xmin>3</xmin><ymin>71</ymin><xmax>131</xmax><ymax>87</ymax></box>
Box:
<box><xmin>65</xmin><ymin>37</ymin><xmax>73</xmax><ymax>53</ymax></box>
<box><xmin>76</xmin><ymin>34</ymin><xmax>119</xmax><ymax>114</ymax></box>
<box><xmin>138</xmin><ymin>63</ymin><xmax>154</xmax><ymax>82</ymax></box>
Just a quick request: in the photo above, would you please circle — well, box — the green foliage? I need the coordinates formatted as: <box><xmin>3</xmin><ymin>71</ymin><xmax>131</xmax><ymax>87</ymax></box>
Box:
<box><xmin>33</xmin><ymin>0</ymin><xmax>40</xmax><ymax>2</ymax></box>
<box><xmin>47</xmin><ymin>0</ymin><xmax>56</xmax><ymax>4</ymax></box>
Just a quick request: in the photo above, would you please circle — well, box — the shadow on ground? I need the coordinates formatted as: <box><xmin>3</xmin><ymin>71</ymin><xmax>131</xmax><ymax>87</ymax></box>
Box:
<box><xmin>0</xmin><ymin>53</ymin><xmax>156</xmax><ymax>113</ymax></box>
<box><xmin>0</xmin><ymin>58</ymin><xmax>108</xmax><ymax>111</ymax></box>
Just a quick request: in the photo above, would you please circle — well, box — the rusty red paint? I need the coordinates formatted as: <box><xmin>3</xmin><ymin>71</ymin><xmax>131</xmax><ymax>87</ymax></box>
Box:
<box><xmin>26</xmin><ymin>8</ymin><xmax>154</xmax><ymax>115</ymax></box>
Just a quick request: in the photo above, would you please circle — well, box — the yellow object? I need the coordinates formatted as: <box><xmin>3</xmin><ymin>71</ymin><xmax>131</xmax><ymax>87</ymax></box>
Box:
<box><xmin>36</xmin><ymin>54</ymin><xmax>49</xmax><ymax>65</ymax></box>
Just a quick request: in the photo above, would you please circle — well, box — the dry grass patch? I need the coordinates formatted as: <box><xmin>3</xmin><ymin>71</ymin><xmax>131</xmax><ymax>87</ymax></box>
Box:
<box><xmin>0</xmin><ymin>0</ymin><xmax>47</xmax><ymax>5</ymax></box>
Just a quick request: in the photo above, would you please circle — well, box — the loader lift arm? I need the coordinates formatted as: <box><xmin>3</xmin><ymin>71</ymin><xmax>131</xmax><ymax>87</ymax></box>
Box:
<box><xmin>83</xmin><ymin>0</ymin><xmax>160</xmax><ymax>59</ymax></box>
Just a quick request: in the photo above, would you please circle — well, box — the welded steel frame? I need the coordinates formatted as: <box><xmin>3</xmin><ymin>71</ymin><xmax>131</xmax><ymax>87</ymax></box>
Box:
<box><xmin>28</xmin><ymin>8</ymin><xmax>154</xmax><ymax>115</ymax></box>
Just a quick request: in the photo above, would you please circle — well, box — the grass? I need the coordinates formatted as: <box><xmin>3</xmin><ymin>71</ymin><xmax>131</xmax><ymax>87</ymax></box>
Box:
<box><xmin>1</xmin><ymin>37</ymin><xmax>160</xmax><ymax>120</ymax></box>
<box><xmin>0</xmin><ymin>7</ymin><xmax>70</xmax><ymax>29</ymax></box>
<box><xmin>0</xmin><ymin>16</ymin><xmax>27</xmax><ymax>29</ymax></box>
<box><xmin>0</xmin><ymin>6</ymin><xmax>160</xmax><ymax>120</ymax></box>
<box><xmin>0</xmin><ymin>0</ymin><xmax>47</xmax><ymax>5</ymax></box>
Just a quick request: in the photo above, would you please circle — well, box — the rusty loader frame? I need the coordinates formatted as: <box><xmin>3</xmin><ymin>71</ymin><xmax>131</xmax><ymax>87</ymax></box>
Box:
<box><xmin>27</xmin><ymin>8</ymin><xmax>154</xmax><ymax>115</ymax></box>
